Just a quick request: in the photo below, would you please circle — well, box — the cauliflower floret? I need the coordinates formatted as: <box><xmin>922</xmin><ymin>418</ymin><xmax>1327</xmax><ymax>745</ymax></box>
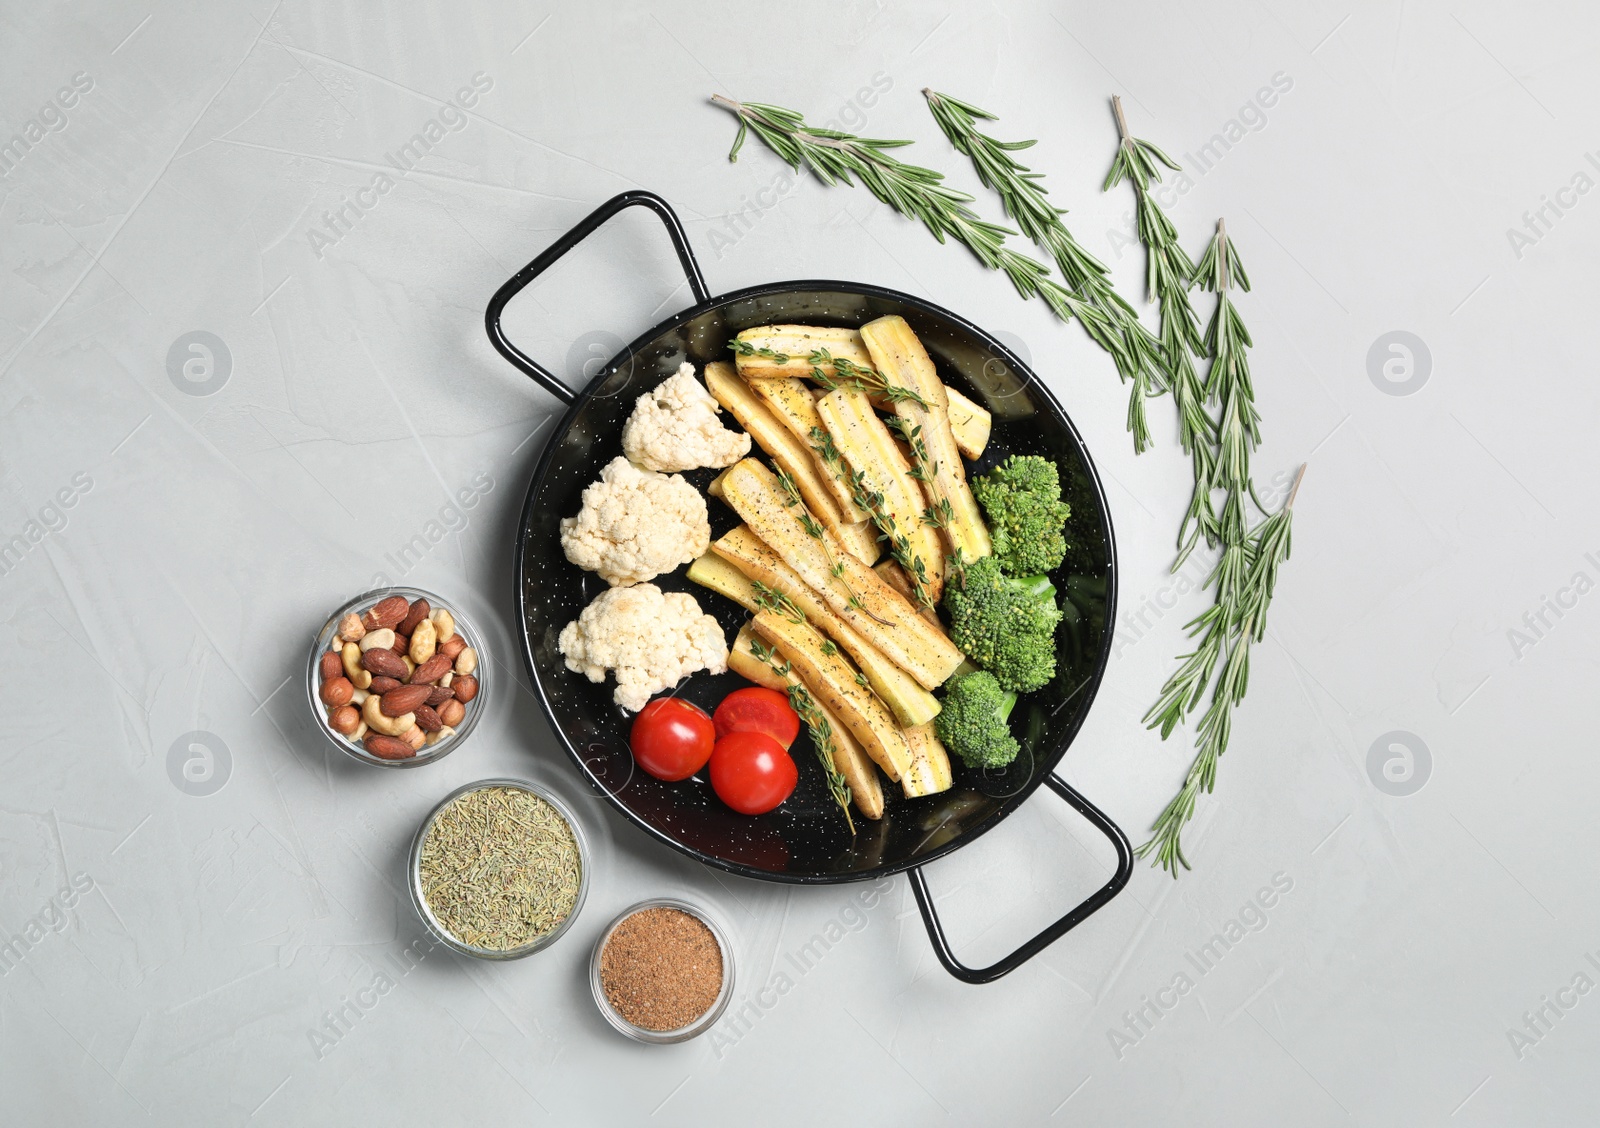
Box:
<box><xmin>560</xmin><ymin>456</ymin><xmax>710</xmax><ymax>586</ymax></box>
<box><xmin>620</xmin><ymin>362</ymin><xmax>751</xmax><ymax>472</ymax></box>
<box><xmin>557</xmin><ymin>584</ymin><xmax>728</xmax><ymax>712</ymax></box>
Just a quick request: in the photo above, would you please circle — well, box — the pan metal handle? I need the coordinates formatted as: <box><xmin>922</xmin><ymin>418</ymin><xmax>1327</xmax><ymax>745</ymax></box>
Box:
<box><xmin>484</xmin><ymin>190</ymin><xmax>711</xmax><ymax>404</ymax></box>
<box><xmin>908</xmin><ymin>772</ymin><xmax>1132</xmax><ymax>984</ymax></box>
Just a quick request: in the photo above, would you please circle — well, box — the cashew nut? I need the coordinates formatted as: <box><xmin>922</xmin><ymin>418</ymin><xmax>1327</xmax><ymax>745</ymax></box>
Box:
<box><xmin>409</xmin><ymin>618</ymin><xmax>437</xmax><ymax>664</ymax></box>
<box><xmin>358</xmin><ymin>628</ymin><xmax>396</xmax><ymax>653</ymax></box>
<box><xmin>430</xmin><ymin>608</ymin><xmax>456</xmax><ymax>644</ymax></box>
<box><xmin>341</xmin><ymin>642</ymin><xmax>373</xmax><ymax>690</ymax></box>
<box><xmin>425</xmin><ymin>725</ymin><xmax>455</xmax><ymax>747</ymax></box>
<box><xmin>454</xmin><ymin>646</ymin><xmax>478</xmax><ymax>676</ymax></box>
<box><xmin>362</xmin><ymin>694</ymin><xmax>415</xmax><ymax>737</ymax></box>
<box><xmin>351</xmin><ymin>720</ymin><xmax>368</xmax><ymax>743</ymax></box>
<box><xmin>350</xmin><ymin>687</ymin><xmax>369</xmax><ymax>705</ymax></box>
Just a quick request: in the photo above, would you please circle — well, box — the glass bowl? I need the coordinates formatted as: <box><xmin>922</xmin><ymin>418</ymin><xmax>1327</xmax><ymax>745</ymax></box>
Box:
<box><xmin>306</xmin><ymin>586</ymin><xmax>490</xmax><ymax>769</ymax></box>
<box><xmin>407</xmin><ymin>778</ymin><xmax>591</xmax><ymax>960</ymax></box>
<box><xmin>589</xmin><ymin>898</ymin><xmax>736</xmax><ymax>1043</ymax></box>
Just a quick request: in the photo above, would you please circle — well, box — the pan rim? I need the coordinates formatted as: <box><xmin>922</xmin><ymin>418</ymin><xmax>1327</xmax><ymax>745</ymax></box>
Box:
<box><xmin>512</xmin><ymin>278</ymin><xmax>1119</xmax><ymax>885</ymax></box>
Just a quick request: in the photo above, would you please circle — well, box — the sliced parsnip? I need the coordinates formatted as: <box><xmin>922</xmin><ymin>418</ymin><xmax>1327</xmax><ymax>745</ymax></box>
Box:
<box><xmin>745</xmin><ymin>375</ymin><xmax>867</xmax><ymax>522</ymax></box>
<box><xmin>729</xmin><ymin>624</ymin><xmax>885</xmax><ymax>819</ymax></box>
<box><xmin>943</xmin><ymin>384</ymin><xmax>992</xmax><ymax>461</ymax></box>
<box><xmin>860</xmin><ymin>315</ymin><xmax>992</xmax><ymax>565</ymax></box>
<box><xmin>815</xmin><ymin>387</ymin><xmax>945</xmax><ymax>605</ymax></box>
<box><xmin>686</xmin><ymin>551</ymin><xmax>759</xmax><ymax>614</ymax></box>
<box><xmin>900</xmin><ymin>722</ymin><xmax>954</xmax><ymax>798</ymax></box>
<box><xmin>714</xmin><ymin>525</ymin><xmax>940</xmax><ymax>728</ymax></box>
<box><xmin>718</xmin><ymin>458</ymin><xmax>965</xmax><ymax>689</ymax></box>
<box><xmin>732</xmin><ymin>325</ymin><xmax>874</xmax><ymax>380</ymax></box>
<box><xmin>751</xmin><ymin>610</ymin><xmax>911</xmax><ymax>784</ymax></box>
<box><xmin>873</xmin><ymin>559</ymin><xmax>946</xmax><ymax>631</ymax></box>
<box><xmin>704</xmin><ymin>361</ymin><xmax>879</xmax><ymax>565</ymax></box>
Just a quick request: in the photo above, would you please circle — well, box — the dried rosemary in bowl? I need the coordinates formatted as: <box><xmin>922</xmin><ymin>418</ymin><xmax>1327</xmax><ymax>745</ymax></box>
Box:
<box><xmin>417</xmin><ymin>785</ymin><xmax>583</xmax><ymax>952</ymax></box>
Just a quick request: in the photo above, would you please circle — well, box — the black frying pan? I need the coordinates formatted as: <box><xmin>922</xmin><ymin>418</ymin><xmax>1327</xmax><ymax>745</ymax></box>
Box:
<box><xmin>487</xmin><ymin>192</ymin><xmax>1131</xmax><ymax>983</ymax></box>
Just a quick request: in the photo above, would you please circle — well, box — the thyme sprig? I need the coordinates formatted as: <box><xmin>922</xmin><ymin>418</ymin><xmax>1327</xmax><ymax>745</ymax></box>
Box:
<box><xmin>922</xmin><ymin>88</ymin><xmax>1163</xmax><ymax>451</ymax></box>
<box><xmin>748</xmin><ymin>637</ymin><xmax>853</xmax><ymax>831</ymax></box>
<box><xmin>711</xmin><ymin>95</ymin><xmax>1110</xmax><ymax>335</ymax></box>
<box><xmin>1138</xmin><ymin>467</ymin><xmax>1303</xmax><ymax>874</ymax></box>
<box><xmin>727</xmin><ymin>341</ymin><xmax>929</xmax><ymax>408</ymax></box>
<box><xmin>810</xmin><ymin>425</ymin><xmax>938</xmax><ymax>611</ymax></box>
<box><xmin>751</xmin><ymin>580</ymin><xmax>805</xmax><ymax>625</ymax></box>
<box><xmin>775</xmin><ymin>466</ymin><xmax>890</xmax><ymax>625</ymax></box>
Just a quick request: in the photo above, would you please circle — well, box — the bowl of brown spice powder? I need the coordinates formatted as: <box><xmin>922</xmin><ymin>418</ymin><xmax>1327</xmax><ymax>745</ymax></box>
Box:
<box><xmin>408</xmin><ymin>779</ymin><xmax>589</xmax><ymax>960</ymax></box>
<box><xmin>590</xmin><ymin>899</ymin><xmax>735</xmax><ymax>1043</ymax></box>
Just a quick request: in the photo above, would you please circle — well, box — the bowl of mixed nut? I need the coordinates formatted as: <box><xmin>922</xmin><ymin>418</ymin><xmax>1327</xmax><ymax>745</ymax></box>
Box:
<box><xmin>307</xmin><ymin>587</ymin><xmax>488</xmax><ymax>768</ymax></box>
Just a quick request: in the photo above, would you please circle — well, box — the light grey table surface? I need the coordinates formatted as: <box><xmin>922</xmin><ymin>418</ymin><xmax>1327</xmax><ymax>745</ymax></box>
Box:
<box><xmin>2</xmin><ymin>1</ymin><xmax>1594</xmax><ymax>1124</ymax></box>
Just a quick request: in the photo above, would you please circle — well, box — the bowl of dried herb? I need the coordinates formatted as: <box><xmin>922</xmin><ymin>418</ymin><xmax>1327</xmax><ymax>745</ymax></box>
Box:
<box><xmin>408</xmin><ymin>778</ymin><xmax>590</xmax><ymax>960</ymax></box>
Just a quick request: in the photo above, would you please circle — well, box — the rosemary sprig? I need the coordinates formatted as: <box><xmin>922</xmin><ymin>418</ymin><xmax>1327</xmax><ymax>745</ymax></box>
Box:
<box><xmin>1138</xmin><ymin>467</ymin><xmax>1303</xmax><ymax>874</ymax></box>
<box><xmin>748</xmin><ymin>637</ymin><xmax>853</xmax><ymax>831</ymax></box>
<box><xmin>1192</xmin><ymin>218</ymin><xmax>1261</xmax><ymax>532</ymax></box>
<box><xmin>775</xmin><ymin>466</ymin><xmax>891</xmax><ymax>624</ymax></box>
<box><xmin>922</xmin><ymin>89</ymin><xmax>1164</xmax><ymax>451</ymax></box>
<box><xmin>1104</xmin><ymin>97</ymin><xmax>1212</xmax><ymax>474</ymax></box>
<box><xmin>710</xmin><ymin>95</ymin><xmax>1108</xmax><ymax>334</ymax></box>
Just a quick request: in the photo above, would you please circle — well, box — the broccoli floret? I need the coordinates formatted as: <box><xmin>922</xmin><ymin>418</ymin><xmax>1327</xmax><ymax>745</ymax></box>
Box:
<box><xmin>936</xmin><ymin>671</ymin><xmax>1020</xmax><ymax>769</ymax></box>
<box><xmin>943</xmin><ymin>555</ymin><xmax>1061</xmax><ymax>693</ymax></box>
<box><xmin>973</xmin><ymin>455</ymin><xmax>1073</xmax><ymax>577</ymax></box>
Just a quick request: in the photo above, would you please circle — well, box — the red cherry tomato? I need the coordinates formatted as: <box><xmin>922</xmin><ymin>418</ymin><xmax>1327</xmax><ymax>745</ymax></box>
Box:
<box><xmin>713</xmin><ymin>687</ymin><xmax>800</xmax><ymax>749</ymax></box>
<box><xmin>709</xmin><ymin>731</ymin><xmax>797</xmax><ymax>815</ymax></box>
<box><xmin>629</xmin><ymin>698</ymin><xmax>715</xmax><ymax>781</ymax></box>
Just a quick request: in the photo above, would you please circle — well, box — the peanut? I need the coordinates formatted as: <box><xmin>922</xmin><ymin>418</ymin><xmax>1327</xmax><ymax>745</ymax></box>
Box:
<box><xmin>430</xmin><ymin>608</ymin><xmax>456</xmax><ymax>643</ymax></box>
<box><xmin>402</xmin><ymin>655</ymin><xmax>415</xmax><ymax>676</ymax></box>
<box><xmin>319</xmin><ymin>651</ymin><xmax>343</xmax><ymax>682</ymax></box>
<box><xmin>329</xmin><ymin>705</ymin><xmax>361</xmax><ymax>735</ymax></box>
<box><xmin>451</xmin><ymin>674</ymin><xmax>478</xmax><ymax>704</ymax></box>
<box><xmin>337</xmin><ymin>613</ymin><xmax>367</xmax><ymax>643</ymax></box>
<box><xmin>397</xmin><ymin>598</ymin><xmax>431</xmax><ymax>636</ymax></box>
<box><xmin>439</xmin><ymin>636</ymin><xmax>466</xmax><ymax>661</ymax></box>
<box><xmin>438</xmin><ymin>698</ymin><xmax>465</xmax><ymax>727</ymax></box>
<box><xmin>454</xmin><ymin>647</ymin><xmax>478</xmax><ymax>676</ymax></box>
<box><xmin>440</xmin><ymin>670</ymin><xmax>454</xmax><ymax>687</ymax></box>
<box><xmin>362</xmin><ymin>694</ymin><xmax>415</xmax><ymax>737</ymax></box>
<box><xmin>341</xmin><ymin>642</ymin><xmax>373</xmax><ymax>690</ymax></box>
<box><xmin>320</xmin><ymin>677</ymin><xmax>353</xmax><ymax>707</ymax></box>
<box><xmin>409</xmin><ymin>618</ymin><xmax>437</xmax><ymax>664</ymax></box>
<box><xmin>425</xmin><ymin>724</ymin><xmax>455</xmax><ymax>746</ymax></box>
<box><xmin>358</xmin><ymin>628</ymin><xmax>396</xmax><ymax>653</ymax></box>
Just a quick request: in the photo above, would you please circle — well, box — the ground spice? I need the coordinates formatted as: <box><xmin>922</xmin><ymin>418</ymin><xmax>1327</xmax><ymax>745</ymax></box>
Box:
<box><xmin>600</xmin><ymin>907</ymin><xmax>724</xmax><ymax>1031</ymax></box>
<box><xmin>418</xmin><ymin>786</ymin><xmax>581</xmax><ymax>951</ymax></box>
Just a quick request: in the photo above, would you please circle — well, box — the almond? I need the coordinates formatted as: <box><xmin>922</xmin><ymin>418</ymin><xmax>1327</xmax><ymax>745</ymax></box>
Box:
<box><xmin>392</xmin><ymin>632</ymin><xmax>409</xmax><ymax>656</ymax></box>
<box><xmin>380</xmin><ymin>684</ymin><xmax>432</xmax><ymax>716</ymax></box>
<box><xmin>361</xmin><ymin>648</ymin><xmax>408</xmax><ymax>680</ymax></box>
<box><xmin>398</xmin><ymin>598</ymin><xmax>431</xmax><ymax>636</ymax></box>
<box><xmin>425</xmin><ymin>685</ymin><xmax>454</xmax><ymax>707</ymax></box>
<box><xmin>319</xmin><ymin>651</ymin><xmax>343</xmax><ymax>682</ymax></box>
<box><xmin>413</xmin><ymin>704</ymin><xmax>442</xmax><ymax>733</ymax></box>
<box><xmin>364</xmin><ymin>733</ymin><xmax>415</xmax><ymax>760</ymax></box>
<box><xmin>362</xmin><ymin>595</ymin><xmax>410</xmax><ymax>631</ymax></box>
<box><xmin>368</xmin><ymin>676</ymin><xmax>402</xmax><ymax>695</ymax></box>
<box><xmin>451</xmin><ymin>674</ymin><xmax>479</xmax><ymax>704</ymax></box>
<box><xmin>409</xmin><ymin>654</ymin><xmax>452</xmax><ymax>686</ymax></box>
